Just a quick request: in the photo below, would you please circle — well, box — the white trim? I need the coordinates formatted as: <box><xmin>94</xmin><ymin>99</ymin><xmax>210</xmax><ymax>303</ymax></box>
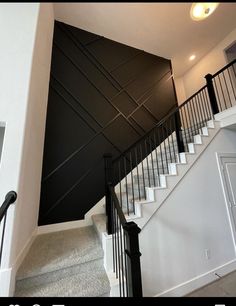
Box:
<box><xmin>224</xmin><ymin>39</ymin><xmax>236</xmax><ymax>63</ymax></box>
<box><xmin>155</xmin><ymin>259</ymin><xmax>236</xmax><ymax>297</ymax></box>
<box><xmin>0</xmin><ymin>227</ymin><xmax>37</xmax><ymax>296</ymax></box>
<box><xmin>216</xmin><ymin>152</ymin><xmax>236</xmax><ymax>254</ymax></box>
<box><xmin>37</xmin><ymin>218</ymin><xmax>94</xmax><ymax>235</ymax></box>
<box><xmin>0</xmin><ymin>267</ymin><xmax>12</xmax><ymax>297</ymax></box>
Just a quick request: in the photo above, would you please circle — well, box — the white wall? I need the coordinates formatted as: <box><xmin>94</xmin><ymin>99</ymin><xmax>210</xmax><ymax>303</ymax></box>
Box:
<box><xmin>0</xmin><ymin>3</ymin><xmax>54</xmax><ymax>296</ymax></box>
<box><xmin>140</xmin><ymin>128</ymin><xmax>236</xmax><ymax>296</ymax></box>
<box><xmin>0</xmin><ymin>126</ymin><xmax>5</xmax><ymax>162</ymax></box>
<box><xmin>174</xmin><ymin>77</ymin><xmax>186</xmax><ymax>105</ymax></box>
<box><xmin>181</xmin><ymin>28</ymin><xmax>236</xmax><ymax>100</ymax></box>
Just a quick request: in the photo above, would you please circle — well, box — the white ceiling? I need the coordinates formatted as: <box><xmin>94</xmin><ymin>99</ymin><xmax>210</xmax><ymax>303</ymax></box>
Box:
<box><xmin>53</xmin><ymin>3</ymin><xmax>236</xmax><ymax>77</ymax></box>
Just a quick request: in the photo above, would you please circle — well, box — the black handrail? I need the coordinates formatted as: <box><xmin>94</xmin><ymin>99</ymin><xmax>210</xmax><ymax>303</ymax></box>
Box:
<box><xmin>0</xmin><ymin>191</ymin><xmax>17</xmax><ymax>268</ymax></box>
<box><xmin>0</xmin><ymin>191</ymin><xmax>17</xmax><ymax>223</ymax></box>
<box><xmin>109</xmin><ymin>184</ymin><xmax>126</xmax><ymax>225</ymax></box>
<box><xmin>212</xmin><ymin>58</ymin><xmax>236</xmax><ymax>78</ymax></box>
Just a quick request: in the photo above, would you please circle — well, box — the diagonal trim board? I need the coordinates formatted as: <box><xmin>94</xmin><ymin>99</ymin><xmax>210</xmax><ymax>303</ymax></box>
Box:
<box><xmin>131</xmin><ymin>120</ymin><xmax>221</xmax><ymax>229</ymax></box>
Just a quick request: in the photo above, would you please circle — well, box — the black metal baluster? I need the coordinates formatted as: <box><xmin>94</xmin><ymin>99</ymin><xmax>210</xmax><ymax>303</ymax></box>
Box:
<box><xmin>118</xmin><ymin>160</ymin><xmax>123</xmax><ymax>210</ymax></box>
<box><xmin>178</xmin><ymin>108</ymin><xmax>187</xmax><ymax>154</ymax></box>
<box><xmin>112</xmin><ymin>198</ymin><xmax>115</xmax><ymax>273</ymax></box>
<box><xmin>190</xmin><ymin>98</ymin><xmax>198</xmax><ymax>135</ymax></box>
<box><xmin>157</xmin><ymin>127</ymin><xmax>165</xmax><ymax>176</ymax></box>
<box><xmin>114</xmin><ymin>208</ymin><xmax>118</xmax><ymax>278</ymax></box>
<box><xmin>196</xmin><ymin>93</ymin><xmax>204</xmax><ymax>131</ymax></box>
<box><xmin>222</xmin><ymin>70</ymin><xmax>232</xmax><ymax>108</ymax></box>
<box><xmin>161</xmin><ymin>124</ymin><xmax>168</xmax><ymax>174</ymax></box>
<box><xmin>184</xmin><ymin>102</ymin><xmax>191</xmax><ymax>142</ymax></box>
<box><xmin>148</xmin><ymin>135</ymin><xmax>156</xmax><ymax>186</ymax></box>
<box><xmin>165</xmin><ymin>120</ymin><xmax>173</xmax><ymax>163</ymax></box>
<box><xmin>186</xmin><ymin>103</ymin><xmax>194</xmax><ymax>142</ymax></box>
<box><xmin>169</xmin><ymin>116</ymin><xmax>179</xmax><ymax>162</ymax></box>
<box><xmin>152</xmin><ymin>130</ymin><xmax>160</xmax><ymax>186</ymax></box>
<box><xmin>134</xmin><ymin>147</ymin><xmax>141</xmax><ymax>201</ymax></box>
<box><xmin>124</xmin><ymin>156</ymin><xmax>129</xmax><ymax>216</ymax></box>
<box><xmin>116</xmin><ymin>210</ymin><xmax>121</xmax><ymax>296</ymax></box>
<box><xmin>227</xmin><ymin>67</ymin><xmax>236</xmax><ymax>102</ymax></box>
<box><xmin>196</xmin><ymin>94</ymin><xmax>204</xmax><ymax>130</ymax></box>
<box><xmin>139</xmin><ymin>144</ymin><xmax>146</xmax><ymax>199</ymax></box>
<box><xmin>199</xmin><ymin>90</ymin><xmax>208</xmax><ymax>125</ymax></box>
<box><xmin>119</xmin><ymin>219</ymin><xmax>125</xmax><ymax>297</ymax></box>
<box><xmin>144</xmin><ymin>139</ymin><xmax>151</xmax><ymax>187</ymax></box>
<box><xmin>123</xmin><ymin>228</ymin><xmax>129</xmax><ymax>296</ymax></box>
<box><xmin>182</xmin><ymin>105</ymin><xmax>189</xmax><ymax>145</ymax></box>
<box><xmin>218</xmin><ymin>74</ymin><xmax>227</xmax><ymax>110</ymax></box>
<box><xmin>203</xmin><ymin>87</ymin><xmax>213</xmax><ymax>119</ymax></box>
<box><xmin>129</xmin><ymin>151</ymin><xmax>135</xmax><ymax>214</ymax></box>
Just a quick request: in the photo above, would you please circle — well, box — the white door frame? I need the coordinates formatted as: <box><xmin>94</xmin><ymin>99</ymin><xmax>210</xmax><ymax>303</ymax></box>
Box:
<box><xmin>216</xmin><ymin>152</ymin><xmax>236</xmax><ymax>254</ymax></box>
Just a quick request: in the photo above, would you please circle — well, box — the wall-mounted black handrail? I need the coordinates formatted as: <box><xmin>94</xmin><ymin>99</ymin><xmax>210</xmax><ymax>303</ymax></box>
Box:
<box><xmin>0</xmin><ymin>191</ymin><xmax>17</xmax><ymax>268</ymax></box>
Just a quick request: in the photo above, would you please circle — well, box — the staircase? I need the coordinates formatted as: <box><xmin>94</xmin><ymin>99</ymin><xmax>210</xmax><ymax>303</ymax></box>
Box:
<box><xmin>11</xmin><ymin>59</ymin><xmax>236</xmax><ymax>298</ymax></box>
<box><xmin>113</xmin><ymin>119</ymin><xmax>220</xmax><ymax>228</ymax></box>
<box><xmin>101</xmin><ymin>59</ymin><xmax>236</xmax><ymax>297</ymax></box>
<box><xmin>14</xmin><ymin>226</ymin><xmax>110</xmax><ymax>297</ymax></box>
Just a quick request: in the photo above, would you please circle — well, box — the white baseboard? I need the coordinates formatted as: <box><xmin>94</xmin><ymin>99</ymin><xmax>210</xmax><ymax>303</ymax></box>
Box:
<box><xmin>0</xmin><ymin>267</ymin><xmax>12</xmax><ymax>297</ymax></box>
<box><xmin>0</xmin><ymin>227</ymin><xmax>37</xmax><ymax>297</ymax></box>
<box><xmin>155</xmin><ymin>259</ymin><xmax>236</xmax><ymax>297</ymax></box>
<box><xmin>37</xmin><ymin>199</ymin><xmax>105</xmax><ymax>235</ymax></box>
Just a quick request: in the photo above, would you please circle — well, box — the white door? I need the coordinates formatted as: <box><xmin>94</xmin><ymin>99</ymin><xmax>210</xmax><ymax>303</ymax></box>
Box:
<box><xmin>219</xmin><ymin>154</ymin><xmax>236</xmax><ymax>235</ymax></box>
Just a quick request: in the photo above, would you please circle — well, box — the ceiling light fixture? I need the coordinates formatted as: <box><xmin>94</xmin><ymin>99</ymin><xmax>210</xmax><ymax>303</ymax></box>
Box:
<box><xmin>190</xmin><ymin>3</ymin><xmax>219</xmax><ymax>21</ymax></box>
<box><xmin>189</xmin><ymin>54</ymin><xmax>196</xmax><ymax>61</ymax></box>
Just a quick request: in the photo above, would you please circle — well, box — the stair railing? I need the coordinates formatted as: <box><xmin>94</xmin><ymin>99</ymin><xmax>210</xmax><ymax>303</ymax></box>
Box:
<box><xmin>103</xmin><ymin>58</ymin><xmax>236</xmax><ymax>297</ymax></box>
<box><xmin>105</xmin><ymin>58</ymin><xmax>236</xmax><ymax>217</ymax></box>
<box><xmin>108</xmin><ymin>84</ymin><xmax>213</xmax><ymax>217</ymax></box>
<box><xmin>0</xmin><ymin>191</ymin><xmax>17</xmax><ymax>268</ymax></box>
<box><xmin>207</xmin><ymin>58</ymin><xmax>236</xmax><ymax>113</ymax></box>
<box><xmin>104</xmin><ymin>154</ymin><xmax>142</xmax><ymax>297</ymax></box>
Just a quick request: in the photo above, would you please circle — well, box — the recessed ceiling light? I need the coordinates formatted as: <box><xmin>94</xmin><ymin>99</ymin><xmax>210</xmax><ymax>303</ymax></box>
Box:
<box><xmin>189</xmin><ymin>55</ymin><xmax>196</xmax><ymax>61</ymax></box>
<box><xmin>190</xmin><ymin>3</ymin><xmax>219</xmax><ymax>21</ymax></box>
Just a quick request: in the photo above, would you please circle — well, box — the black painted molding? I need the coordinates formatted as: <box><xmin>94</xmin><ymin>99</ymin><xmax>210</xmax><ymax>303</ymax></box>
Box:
<box><xmin>38</xmin><ymin>21</ymin><xmax>177</xmax><ymax>225</ymax></box>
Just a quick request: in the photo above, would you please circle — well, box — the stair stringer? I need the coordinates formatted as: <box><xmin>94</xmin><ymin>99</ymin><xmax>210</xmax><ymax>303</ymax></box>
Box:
<box><xmin>130</xmin><ymin>120</ymin><xmax>221</xmax><ymax>230</ymax></box>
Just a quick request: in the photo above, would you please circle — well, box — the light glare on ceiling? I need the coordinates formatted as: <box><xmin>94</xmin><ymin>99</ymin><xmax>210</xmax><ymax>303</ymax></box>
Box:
<box><xmin>190</xmin><ymin>3</ymin><xmax>219</xmax><ymax>21</ymax></box>
<box><xmin>189</xmin><ymin>54</ymin><xmax>196</xmax><ymax>61</ymax></box>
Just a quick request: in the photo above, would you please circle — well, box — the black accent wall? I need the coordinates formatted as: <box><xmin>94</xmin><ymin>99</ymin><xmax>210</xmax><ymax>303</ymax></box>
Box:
<box><xmin>38</xmin><ymin>21</ymin><xmax>177</xmax><ymax>225</ymax></box>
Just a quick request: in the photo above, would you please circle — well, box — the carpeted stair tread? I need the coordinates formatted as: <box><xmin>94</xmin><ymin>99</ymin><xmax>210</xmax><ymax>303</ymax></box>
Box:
<box><xmin>15</xmin><ymin>258</ymin><xmax>105</xmax><ymax>290</ymax></box>
<box><xmin>17</xmin><ymin>226</ymin><xmax>103</xmax><ymax>280</ymax></box>
<box><xmin>15</xmin><ymin>260</ymin><xmax>110</xmax><ymax>297</ymax></box>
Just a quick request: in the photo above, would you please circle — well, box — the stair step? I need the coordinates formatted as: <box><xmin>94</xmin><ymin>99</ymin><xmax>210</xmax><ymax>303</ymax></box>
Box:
<box><xmin>15</xmin><ymin>258</ymin><xmax>110</xmax><ymax>297</ymax></box>
<box><xmin>15</xmin><ymin>226</ymin><xmax>110</xmax><ymax>297</ymax></box>
<box><xmin>16</xmin><ymin>226</ymin><xmax>104</xmax><ymax>280</ymax></box>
